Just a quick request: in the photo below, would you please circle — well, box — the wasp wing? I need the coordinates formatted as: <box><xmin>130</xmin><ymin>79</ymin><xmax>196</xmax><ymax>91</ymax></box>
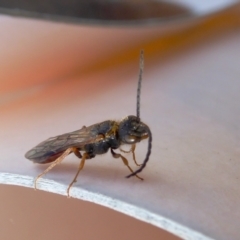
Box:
<box><xmin>25</xmin><ymin>125</ymin><xmax>100</xmax><ymax>163</ymax></box>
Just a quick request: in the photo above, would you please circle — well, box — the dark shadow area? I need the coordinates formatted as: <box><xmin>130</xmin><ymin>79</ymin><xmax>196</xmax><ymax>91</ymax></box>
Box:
<box><xmin>0</xmin><ymin>0</ymin><xmax>192</xmax><ymax>24</ymax></box>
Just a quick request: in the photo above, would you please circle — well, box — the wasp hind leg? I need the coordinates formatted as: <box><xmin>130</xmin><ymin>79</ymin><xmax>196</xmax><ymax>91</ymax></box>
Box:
<box><xmin>34</xmin><ymin>147</ymin><xmax>79</xmax><ymax>190</ymax></box>
<box><xmin>67</xmin><ymin>152</ymin><xmax>88</xmax><ymax>197</ymax></box>
<box><xmin>111</xmin><ymin>149</ymin><xmax>143</xmax><ymax>180</ymax></box>
<box><xmin>120</xmin><ymin>144</ymin><xmax>142</xmax><ymax>167</ymax></box>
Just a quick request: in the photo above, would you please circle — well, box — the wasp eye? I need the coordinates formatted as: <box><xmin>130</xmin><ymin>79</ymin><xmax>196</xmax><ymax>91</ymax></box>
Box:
<box><xmin>132</xmin><ymin>122</ymin><xmax>139</xmax><ymax>130</ymax></box>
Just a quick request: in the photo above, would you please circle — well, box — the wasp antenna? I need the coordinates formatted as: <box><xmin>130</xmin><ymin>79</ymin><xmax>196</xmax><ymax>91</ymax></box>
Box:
<box><xmin>125</xmin><ymin>126</ymin><xmax>152</xmax><ymax>178</ymax></box>
<box><xmin>136</xmin><ymin>50</ymin><xmax>144</xmax><ymax>120</ymax></box>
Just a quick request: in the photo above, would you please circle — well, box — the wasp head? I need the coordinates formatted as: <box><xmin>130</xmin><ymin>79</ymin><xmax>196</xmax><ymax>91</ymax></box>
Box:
<box><xmin>118</xmin><ymin>50</ymin><xmax>152</xmax><ymax>179</ymax></box>
<box><xmin>119</xmin><ymin>115</ymin><xmax>149</xmax><ymax>144</ymax></box>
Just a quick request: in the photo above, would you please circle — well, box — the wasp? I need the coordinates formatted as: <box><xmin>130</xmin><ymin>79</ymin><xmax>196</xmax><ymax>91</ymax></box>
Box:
<box><xmin>25</xmin><ymin>50</ymin><xmax>152</xmax><ymax>197</ymax></box>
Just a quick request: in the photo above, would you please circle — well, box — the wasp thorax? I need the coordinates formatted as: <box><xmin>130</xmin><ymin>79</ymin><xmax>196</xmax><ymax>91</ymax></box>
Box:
<box><xmin>118</xmin><ymin>115</ymin><xmax>149</xmax><ymax>144</ymax></box>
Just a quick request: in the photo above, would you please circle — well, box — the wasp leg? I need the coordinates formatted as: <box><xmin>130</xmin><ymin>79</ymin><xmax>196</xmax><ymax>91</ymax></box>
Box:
<box><xmin>67</xmin><ymin>152</ymin><xmax>88</xmax><ymax>198</ymax></box>
<box><xmin>111</xmin><ymin>149</ymin><xmax>143</xmax><ymax>180</ymax></box>
<box><xmin>73</xmin><ymin>148</ymin><xmax>82</xmax><ymax>159</ymax></box>
<box><xmin>34</xmin><ymin>147</ymin><xmax>78</xmax><ymax>190</ymax></box>
<box><xmin>120</xmin><ymin>144</ymin><xmax>141</xmax><ymax>167</ymax></box>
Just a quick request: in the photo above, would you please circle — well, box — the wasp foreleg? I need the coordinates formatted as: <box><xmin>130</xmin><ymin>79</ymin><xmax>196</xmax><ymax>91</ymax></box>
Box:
<box><xmin>120</xmin><ymin>144</ymin><xmax>141</xmax><ymax>167</ymax></box>
<box><xmin>67</xmin><ymin>152</ymin><xmax>88</xmax><ymax>197</ymax></box>
<box><xmin>111</xmin><ymin>149</ymin><xmax>143</xmax><ymax>180</ymax></box>
<box><xmin>34</xmin><ymin>147</ymin><xmax>78</xmax><ymax>190</ymax></box>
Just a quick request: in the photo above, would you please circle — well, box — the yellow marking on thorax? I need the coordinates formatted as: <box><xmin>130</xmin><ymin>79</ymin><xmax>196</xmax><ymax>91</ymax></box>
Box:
<box><xmin>106</xmin><ymin>121</ymin><xmax>119</xmax><ymax>138</ymax></box>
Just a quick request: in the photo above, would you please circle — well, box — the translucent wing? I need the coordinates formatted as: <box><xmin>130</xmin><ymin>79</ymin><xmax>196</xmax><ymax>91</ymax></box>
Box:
<box><xmin>25</xmin><ymin>125</ymin><xmax>101</xmax><ymax>163</ymax></box>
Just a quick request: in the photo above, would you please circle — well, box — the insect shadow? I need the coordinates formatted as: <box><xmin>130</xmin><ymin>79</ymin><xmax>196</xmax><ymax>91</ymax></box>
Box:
<box><xmin>25</xmin><ymin>50</ymin><xmax>152</xmax><ymax>197</ymax></box>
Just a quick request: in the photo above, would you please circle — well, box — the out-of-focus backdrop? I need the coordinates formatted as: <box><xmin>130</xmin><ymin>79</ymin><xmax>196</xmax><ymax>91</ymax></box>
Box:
<box><xmin>0</xmin><ymin>1</ymin><xmax>240</xmax><ymax>240</ymax></box>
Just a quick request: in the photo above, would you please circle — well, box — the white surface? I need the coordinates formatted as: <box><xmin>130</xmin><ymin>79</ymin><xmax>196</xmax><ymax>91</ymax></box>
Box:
<box><xmin>1</xmin><ymin>16</ymin><xmax>240</xmax><ymax>240</ymax></box>
<box><xmin>0</xmin><ymin>173</ymin><xmax>208</xmax><ymax>240</ymax></box>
